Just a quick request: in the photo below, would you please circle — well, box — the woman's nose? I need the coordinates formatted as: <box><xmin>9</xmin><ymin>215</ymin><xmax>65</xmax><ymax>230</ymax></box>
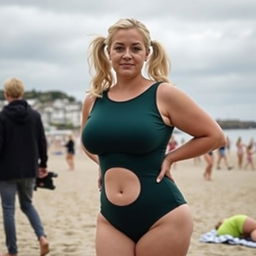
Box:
<box><xmin>122</xmin><ymin>49</ymin><xmax>132</xmax><ymax>59</ymax></box>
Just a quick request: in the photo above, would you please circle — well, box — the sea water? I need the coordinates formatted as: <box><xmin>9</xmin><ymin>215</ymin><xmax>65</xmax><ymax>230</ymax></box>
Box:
<box><xmin>173</xmin><ymin>128</ymin><xmax>256</xmax><ymax>151</ymax></box>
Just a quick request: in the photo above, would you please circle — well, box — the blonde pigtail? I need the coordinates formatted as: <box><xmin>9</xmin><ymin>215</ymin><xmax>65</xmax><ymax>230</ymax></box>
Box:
<box><xmin>88</xmin><ymin>36</ymin><xmax>113</xmax><ymax>97</ymax></box>
<box><xmin>147</xmin><ymin>40</ymin><xmax>170</xmax><ymax>83</ymax></box>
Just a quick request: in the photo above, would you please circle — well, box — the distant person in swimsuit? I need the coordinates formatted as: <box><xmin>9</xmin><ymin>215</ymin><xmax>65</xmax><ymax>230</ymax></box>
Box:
<box><xmin>203</xmin><ymin>151</ymin><xmax>214</xmax><ymax>181</ymax></box>
<box><xmin>166</xmin><ymin>135</ymin><xmax>178</xmax><ymax>153</ymax></box>
<box><xmin>236</xmin><ymin>136</ymin><xmax>246</xmax><ymax>169</ymax></box>
<box><xmin>226</xmin><ymin>135</ymin><xmax>231</xmax><ymax>154</ymax></box>
<box><xmin>244</xmin><ymin>141</ymin><xmax>255</xmax><ymax>170</ymax></box>
<box><xmin>216</xmin><ymin>145</ymin><xmax>232</xmax><ymax>170</ymax></box>
<box><xmin>81</xmin><ymin>18</ymin><xmax>225</xmax><ymax>256</ymax></box>
<box><xmin>64</xmin><ymin>135</ymin><xmax>75</xmax><ymax>170</ymax></box>
<box><xmin>215</xmin><ymin>215</ymin><xmax>256</xmax><ymax>241</ymax></box>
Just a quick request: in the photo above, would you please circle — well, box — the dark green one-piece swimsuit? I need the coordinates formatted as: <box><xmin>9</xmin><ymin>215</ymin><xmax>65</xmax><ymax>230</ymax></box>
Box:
<box><xmin>82</xmin><ymin>82</ymin><xmax>186</xmax><ymax>242</ymax></box>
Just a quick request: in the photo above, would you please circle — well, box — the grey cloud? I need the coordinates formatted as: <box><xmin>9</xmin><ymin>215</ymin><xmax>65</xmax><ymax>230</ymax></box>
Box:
<box><xmin>0</xmin><ymin>0</ymin><xmax>255</xmax><ymax>120</ymax></box>
<box><xmin>1</xmin><ymin>0</ymin><xmax>256</xmax><ymax>21</ymax></box>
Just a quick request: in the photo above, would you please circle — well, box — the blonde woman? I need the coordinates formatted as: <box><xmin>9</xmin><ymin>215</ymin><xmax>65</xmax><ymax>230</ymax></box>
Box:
<box><xmin>81</xmin><ymin>18</ymin><xmax>225</xmax><ymax>256</ymax></box>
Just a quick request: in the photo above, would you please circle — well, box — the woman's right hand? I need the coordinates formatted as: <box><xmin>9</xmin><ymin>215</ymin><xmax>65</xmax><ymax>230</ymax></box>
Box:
<box><xmin>156</xmin><ymin>154</ymin><xmax>175</xmax><ymax>183</ymax></box>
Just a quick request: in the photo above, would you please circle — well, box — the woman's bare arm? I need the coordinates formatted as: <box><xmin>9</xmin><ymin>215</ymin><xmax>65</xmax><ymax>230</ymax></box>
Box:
<box><xmin>156</xmin><ymin>83</ymin><xmax>226</xmax><ymax>181</ymax></box>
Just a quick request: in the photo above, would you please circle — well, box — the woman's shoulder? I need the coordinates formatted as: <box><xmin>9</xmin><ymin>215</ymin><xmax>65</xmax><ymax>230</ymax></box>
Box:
<box><xmin>82</xmin><ymin>93</ymin><xmax>98</xmax><ymax>113</ymax></box>
<box><xmin>157</xmin><ymin>81</ymin><xmax>188</xmax><ymax>102</ymax></box>
<box><xmin>83</xmin><ymin>93</ymin><xmax>97</xmax><ymax>104</ymax></box>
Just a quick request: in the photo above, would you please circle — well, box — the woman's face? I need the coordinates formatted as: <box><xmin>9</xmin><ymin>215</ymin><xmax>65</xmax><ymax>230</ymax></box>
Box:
<box><xmin>108</xmin><ymin>28</ymin><xmax>149</xmax><ymax>79</ymax></box>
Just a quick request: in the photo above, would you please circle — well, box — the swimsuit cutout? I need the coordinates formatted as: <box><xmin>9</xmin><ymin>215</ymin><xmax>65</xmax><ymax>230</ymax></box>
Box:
<box><xmin>82</xmin><ymin>82</ymin><xmax>186</xmax><ymax>242</ymax></box>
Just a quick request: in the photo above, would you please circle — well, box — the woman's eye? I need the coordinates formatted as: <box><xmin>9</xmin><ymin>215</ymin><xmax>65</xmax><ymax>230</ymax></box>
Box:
<box><xmin>114</xmin><ymin>46</ymin><xmax>123</xmax><ymax>51</ymax></box>
<box><xmin>113</xmin><ymin>46</ymin><xmax>142</xmax><ymax>53</ymax></box>
<box><xmin>133</xmin><ymin>47</ymin><xmax>141</xmax><ymax>51</ymax></box>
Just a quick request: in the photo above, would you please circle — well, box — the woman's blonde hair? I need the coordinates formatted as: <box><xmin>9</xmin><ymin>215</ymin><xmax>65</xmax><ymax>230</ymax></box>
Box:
<box><xmin>88</xmin><ymin>18</ymin><xmax>170</xmax><ymax>97</ymax></box>
<box><xmin>4</xmin><ymin>78</ymin><xmax>25</xmax><ymax>99</ymax></box>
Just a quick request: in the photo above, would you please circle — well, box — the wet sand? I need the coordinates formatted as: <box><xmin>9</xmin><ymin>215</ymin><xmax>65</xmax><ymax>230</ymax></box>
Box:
<box><xmin>0</xmin><ymin>150</ymin><xmax>255</xmax><ymax>256</ymax></box>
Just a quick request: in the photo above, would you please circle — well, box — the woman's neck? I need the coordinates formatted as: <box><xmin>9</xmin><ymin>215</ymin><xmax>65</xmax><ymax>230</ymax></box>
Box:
<box><xmin>115</xmin><ymin>75</ymin><xmax>151</xmax><ymax>90</ymax></box>
<box><xmin>109</xmin><ymin>77</ymin><xmax>153</xmax><ymax>101</ymax></box>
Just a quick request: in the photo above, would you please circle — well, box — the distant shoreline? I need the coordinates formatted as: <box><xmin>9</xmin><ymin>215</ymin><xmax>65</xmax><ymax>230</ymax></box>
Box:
<box><xmin>222</xmin><ymin>127</ymin><xmax>256</xmax><ymax>130</ymax></box>
<box><xmin>216</xmin><ymin>119</ymin><xmax>256</xmax><ymax>129</ymax></box>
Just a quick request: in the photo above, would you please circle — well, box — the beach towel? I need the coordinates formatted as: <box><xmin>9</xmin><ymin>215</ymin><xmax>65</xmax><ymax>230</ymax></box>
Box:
<box><xmin>200</xmin><ymin>229</ymin><xmax>256</xmax><ymax>248</ymax></box>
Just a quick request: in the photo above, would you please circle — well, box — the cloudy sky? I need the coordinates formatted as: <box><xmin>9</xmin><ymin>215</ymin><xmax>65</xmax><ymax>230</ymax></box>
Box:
<box><xmin>0</xmin><ymin>0</ymin><xmax>255</xmax><ymax>121</ymax></box>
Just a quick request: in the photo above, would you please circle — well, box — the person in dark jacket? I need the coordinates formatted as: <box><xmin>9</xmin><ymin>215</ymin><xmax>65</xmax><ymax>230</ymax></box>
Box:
<box><xmin>0</xmin><ymin>78</ymin><xmax>49</xmax><ymax>256</ymax></box>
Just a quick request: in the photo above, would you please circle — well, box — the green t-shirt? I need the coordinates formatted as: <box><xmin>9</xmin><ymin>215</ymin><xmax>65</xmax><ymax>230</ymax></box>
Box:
<box><xmin>217</xmin><ymin>215</ymin><xmax>247</xmax><ymax>237</ymax></box>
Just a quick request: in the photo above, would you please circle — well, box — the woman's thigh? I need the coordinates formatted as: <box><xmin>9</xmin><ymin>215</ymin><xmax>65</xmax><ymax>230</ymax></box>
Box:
<box><xmin>136</xmin><ymin>204</ymin><xmax>193</xmax><ymax>256</ymax></box>
<box><xmin>96</xmin><ymin>213</ymin><xmax>135</xmax><ymax>256</ymax></box>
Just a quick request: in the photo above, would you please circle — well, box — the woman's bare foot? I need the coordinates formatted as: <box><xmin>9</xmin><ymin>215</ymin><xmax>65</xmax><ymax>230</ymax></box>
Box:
<box><xmin>39</xmin><ymin>236</ymin><xmax>49</xmax><ymax>256</ymax></box>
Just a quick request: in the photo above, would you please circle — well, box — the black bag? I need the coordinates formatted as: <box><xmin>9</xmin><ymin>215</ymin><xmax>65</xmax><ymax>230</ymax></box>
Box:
<box><xmin>34</xmin><ymin>172</ymin><xmax>58</xmax><ymax>190</ymax></box>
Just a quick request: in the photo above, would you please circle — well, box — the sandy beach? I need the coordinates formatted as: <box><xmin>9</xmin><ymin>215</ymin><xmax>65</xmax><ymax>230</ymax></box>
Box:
<box><xmin>1</xmin><ymin>149</ymin><xmax>255</xmax><ymax>256</ymax></box>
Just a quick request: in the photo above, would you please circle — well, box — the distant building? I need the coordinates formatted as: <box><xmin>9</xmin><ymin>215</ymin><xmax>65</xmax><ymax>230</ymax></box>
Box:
<box><xmin>0</xmin><ymin>98</ymin><xmax>82</xmax><ymax>131</ymax></box>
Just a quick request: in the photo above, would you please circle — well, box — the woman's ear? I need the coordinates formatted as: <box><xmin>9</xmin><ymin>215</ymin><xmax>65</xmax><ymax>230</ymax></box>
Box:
<box><xmin>106</xmin><ymin>47</ymin><xmax>111</xmax><ymax>60</ymax></box>
<box><xmin>145</xmin><ymin>48</ymin><xmax>150</xmax><ymax>61</ymax></box>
